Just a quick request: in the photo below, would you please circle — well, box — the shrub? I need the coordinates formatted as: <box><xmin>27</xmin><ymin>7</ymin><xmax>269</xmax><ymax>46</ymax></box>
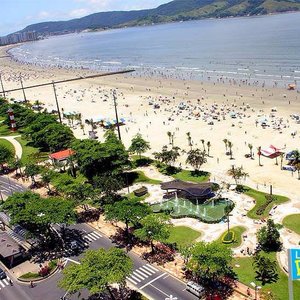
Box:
<box><xmin>222</xmin><ymin>231</ymin><xmax>235</xmax><ymax>244</ymax></box>
<box><xmin>256</xmin><ymin>195</ymin><xmax>277</xmax><ymax>215</ymax></box>
<box><xmin>38</xmin><ymin>266</ymin><xmax>51</xmax><ymax>277</ymax></box>
<box><xmin>48</xmin><ymin>260</ymin><xmax>57</xmax><ymax>271</ymax></box>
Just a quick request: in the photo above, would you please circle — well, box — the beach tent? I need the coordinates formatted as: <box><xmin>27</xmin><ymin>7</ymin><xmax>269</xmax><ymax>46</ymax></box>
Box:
<box><xmin>260</xmin><ymin>145</ymin><xmax>283</xmax><ymax>158</ymax></box>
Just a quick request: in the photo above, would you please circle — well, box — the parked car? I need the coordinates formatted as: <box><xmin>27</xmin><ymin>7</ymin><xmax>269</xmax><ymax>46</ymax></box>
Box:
<box><xmin>0</xmin><ymin>268</ymin><xmax>7</xmax><ymax>279</ymax></box>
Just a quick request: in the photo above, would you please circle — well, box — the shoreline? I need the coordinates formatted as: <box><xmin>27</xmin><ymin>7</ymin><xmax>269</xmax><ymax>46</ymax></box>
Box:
<box><xmin>0</xmin><ymin>45</ymin><xmax>300</xmax><ymax>195</ymax></box>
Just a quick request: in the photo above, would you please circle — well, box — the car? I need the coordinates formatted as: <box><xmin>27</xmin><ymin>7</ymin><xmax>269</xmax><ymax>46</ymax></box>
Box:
<box><xmin>0</xmin><ymin>268</ymin><xmax>7</xmax><ymax>280</ymax></box>
<box><xmin>70</xmin><ymin>241</ymin><xmax>78</xmax><ymax>250</ymax></box>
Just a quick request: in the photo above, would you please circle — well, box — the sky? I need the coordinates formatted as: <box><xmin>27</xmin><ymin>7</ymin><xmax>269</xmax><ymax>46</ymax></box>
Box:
<box><xmin>0</xmin><ymin>0</ymin><xmax>171</xmax><ymax>36</ymax></box>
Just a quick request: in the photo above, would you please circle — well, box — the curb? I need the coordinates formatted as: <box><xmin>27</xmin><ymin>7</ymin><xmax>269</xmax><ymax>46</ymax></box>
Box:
<box><xmin>17</xmin><ymin>266</ymin><xmax>59</xmax><ymax>284</ymax></box>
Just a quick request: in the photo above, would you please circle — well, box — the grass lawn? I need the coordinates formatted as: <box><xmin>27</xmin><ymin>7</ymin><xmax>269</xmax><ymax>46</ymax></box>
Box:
<box><xmin>126</xmin><ymin>171</ymin><xmax>161</xmax><ymax>185</ymax></box>
<box><xmin>233</xmin><ymin>251</ymin><xmax>300</xmax><ymax>300</ymax></box>
<box><xmin>243</xmin><ymin>186</ymin><xmax>289</xmax><ymax>219</ymax></box>
<box><xmin>216</xmin><ymin>226</ymin><xmax>247</xmax><ymax>248</ymax></box>
<box><xmin>0</xmin><ymin>118</ymin><xmax>15</xmax><ymax>136</ymax></box>
<box><xmin>172</xmin><ymin>169</ymin><xmax>210</xmax><ymax>183</ymax></box>
<box><xmin>15</xmin><ymin>136</ymin><xmax>48</xmax><ymax>165</ymax></box>
<box><xmin>282</xmin><ymin>214</ymin><xmax>300</xmax><ymax>235</ymax></box>
<box><xmin>0</xmin><ymin>138</ymin><xmax>15</xmax><ymax>155</ymax></box>
<box><xmin>166</xmin><ymin>226</ymin><xmax>201</xmax><ymax>248</ymax></box>
<box><xmin>127</xmin><ymin>192</ymin><xmax>150</xmax><ymax>202</ymax></box>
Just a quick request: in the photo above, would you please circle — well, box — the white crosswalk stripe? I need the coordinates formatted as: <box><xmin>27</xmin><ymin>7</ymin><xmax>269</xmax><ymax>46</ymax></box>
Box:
<box><xmin>126</xmin><ymin>265</ymin><xmax>158</xmax><ymax>286</ymax></box>
<box><xmin>0</xmin><ymin>276</ymin><xmax>11</xmax><ymax>290</ymax></box>
<box><xmin>83</xmin><ymin>231</ymin><xmax>102</xmax><ymax>243</ymax></box>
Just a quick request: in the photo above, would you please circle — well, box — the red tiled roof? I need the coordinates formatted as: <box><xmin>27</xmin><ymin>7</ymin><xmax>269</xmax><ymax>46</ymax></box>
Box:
<box><xmin>49</xmin><ymin>149</ymin><xmax>75</xmax><ymax>160</ymax></box>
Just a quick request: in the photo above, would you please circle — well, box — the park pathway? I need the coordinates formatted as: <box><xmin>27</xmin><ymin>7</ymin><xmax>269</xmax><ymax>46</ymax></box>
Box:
<box><xmin>0</xmin><ymin>135</ymin><xmax>22</xmax><ymax>159</ymax></box>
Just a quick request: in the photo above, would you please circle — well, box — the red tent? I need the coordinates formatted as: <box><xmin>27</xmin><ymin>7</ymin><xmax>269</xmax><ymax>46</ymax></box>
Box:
<box><xmin>259</xmin><ymin>145</ymin><xmax>283</xmax><ymax>158</ymax></box>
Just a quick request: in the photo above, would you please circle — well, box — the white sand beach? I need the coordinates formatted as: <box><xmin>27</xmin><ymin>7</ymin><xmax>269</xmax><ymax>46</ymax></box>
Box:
<box><xmin>1</xmin><ymin>44</ymin><xmax>300</xmax><ymax>196</ymax></box>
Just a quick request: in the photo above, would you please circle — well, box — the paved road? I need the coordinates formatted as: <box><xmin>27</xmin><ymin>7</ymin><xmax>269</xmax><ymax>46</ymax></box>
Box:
<box><xmin>0</xmin><ymin>178</ymin><xmax>198</xmax><ymax>300</ymax></box>
<box><xmin>0</xmin><ymin>175</ymin><xmax>26</xmax><ymax>197</ymax></box>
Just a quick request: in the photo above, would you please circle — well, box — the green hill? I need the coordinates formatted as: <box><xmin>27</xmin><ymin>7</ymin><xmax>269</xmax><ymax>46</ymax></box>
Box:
<box><xmin>10</xmin><ymin>0</ymin><xmax>300</xmax><ymax>36</ymax></box>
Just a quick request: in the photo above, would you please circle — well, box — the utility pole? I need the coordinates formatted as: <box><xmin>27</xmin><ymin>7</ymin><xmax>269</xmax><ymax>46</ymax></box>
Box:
<box><xmin>19</xmin><ymin>75</ymin><xmax>27</xmax><ymax>102</ymax></box>
<box><xmin>113</xmin><ymin>89</ymin><xmax>121</xmax><ymax>141</ymax></box>
<box><xmin>0</xmin><ymin>73</ymin><xmax>6</xmax><ymax>97</ymax></box>
<box><xmin>52</xmin><ymin>81</ymin><xmax>62</xmax><ymax>124</ymax></box>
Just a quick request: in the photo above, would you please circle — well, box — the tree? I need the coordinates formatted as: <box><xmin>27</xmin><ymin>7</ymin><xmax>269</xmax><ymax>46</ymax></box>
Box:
<box><xmin>2</xmin><ymin>191</ymin><xmax>75</xmax><ymax>240</ymax></box>
<box><xmin>36</xmin><ymin>123</ymin><xmax>74</xmax><ymax>152</ymax></box>
<box><xmin>223</xmin><ymin>138</ymin><xmax>228</xmax><ymax>153</ymax></box>
<box><xmin>248</xmin><ymin>143</ymin><xmax>253</xmax><ymax>158</ymax></box>
<box><xmin>72</xmin><ymin>131</ymin><xmax>129</xmax><ymax>180</ymax></box>
<box><xmin>58</xmin><ymin>248</ymin><xmax>133</xmax><ymax>299</ymax></box>
<box><xmin>186</xmin><ymin>132</ymin><xmax>192</xmax><ymax>150</ymax></box>
<box><xmin>128</xmin><ymin>133</ymin><xmax>151</xmax><ymax>159</ymax></box>
<box><xmin>24</xmin><ymin>164</ymin><xmax>41</xmax><ymax>186</ymax></box>
<box><xmin>187</xmin><ymin>241</ymin><xmax>233</xmax><ymax>283</ymax></box>
<box><xmin>227</xmin><ymin>166</ymin><xmax>248</xmax><ymax>185</ymax></box>
<box><xmin>228</xmin><ymin>141</ymin><xmax>233</xmax><ymax>159</ymax></box>
<box><xmin>257</xmin><ymin>219</ymin><xmax>282</xmax><ymax>252</ymax></box>
<box><xmin>0</xmin><ymin>144</ymin><xmax>14</xmax><ymax>168</ymax></box>
<box><xmin>206</xmin><ymin>141</ymin><xmax>211</xmax><ymax>157</ymax></box>
<box><xmin>167</xmin><ymin>131</ymin><xmax>172</xmax><ymax>145</ymax></box>
<box><xmin>258</xmin><ymin>146</ymin><xmax>262</xmax><ymax>166</ymax></box>
<box><xmin>153</xmin><ymin>145</ymin><xmax>181</xmax><ymax>167</ymax></box>
<box><xmin>105</xmin><ymin>198</ymin><xmax>150</xmax><ymax>235</ymax></box>
<box><xmin>200</xmin><ymin>139</ymin><xmax>205</xmax><ymax>151</ymax></box>
<box><xmin>8</xmin><ymin>158</ymin><xmax>23</xmax><ymax>177</ymax></box>
<box><xmin>93</xmin><ymin>173</ymin><xmax>123</xmax><ymax>204</ymax></box>
<box><xmin>186</xmin><ymin>148</ymin><xmax>207</xmax><ymax>172</ymax></box>
<box><xmin>41</xmin><ymin>170</ymin><xmax>53</xmax><ymax>194</ymax></box>
<box><xmin>134</xmin><ymin>214</ymin><xmax>171</xmax><ymax>253</ymax></box>
<box><xmin>295</xmin><ymin>162</ymin><xmax>300</xmax><ymax>180</ymax></box>
<box><xmin>253</xmin><ymin>254</ymin><xmax>279</xmax><ymax>285</ymax></box>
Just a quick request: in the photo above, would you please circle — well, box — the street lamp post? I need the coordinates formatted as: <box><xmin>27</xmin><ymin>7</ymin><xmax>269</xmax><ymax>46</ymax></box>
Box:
<box><xmin>52</xmin><ymin>81</ymin><xmax>62</xmax><ymax>124</ymax></box>
<box><xmin>19</xmin><ymin>75</ymin><xmax>27</xmax><ymax>102</ymax></box>
<box><xmin>250</xmin><ymin>282</ymin><xmax>261</xmax><ymax>300</ymax></box>
<box><xmin>112</xmin><ymin>89</ymin><xmax>121</xmax><ymax>141</ymax></box>
<box><xmin>0</xmin><ymin>73</ymin><xmax>6</xmax><ymax>97</ymax></box>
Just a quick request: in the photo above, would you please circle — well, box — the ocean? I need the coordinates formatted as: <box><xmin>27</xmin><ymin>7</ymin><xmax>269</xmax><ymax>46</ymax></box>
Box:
<box><xmin>9</xmin><ymin>12</ymin><xmax>300</xmax><ymax>87</ymax></box>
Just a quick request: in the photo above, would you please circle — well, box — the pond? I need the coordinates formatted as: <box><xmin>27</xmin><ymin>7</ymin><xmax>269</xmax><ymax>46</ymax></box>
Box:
<box><xmin>151</xmin><ymin>197</ymin><xmax>234</xmax><ymax>223</ymax></box>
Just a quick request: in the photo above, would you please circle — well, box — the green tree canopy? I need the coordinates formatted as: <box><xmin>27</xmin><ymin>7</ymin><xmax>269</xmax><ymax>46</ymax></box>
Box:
<box><xmin>105</xmin><ymin>198</ymin><xmax>151</xmax><ymax>234</ymax></box>
<box><xmin>58</xmin><ymin>247</ymin><xmax>133</xmax><ymax>297</ymax></box>
<box><xmin>72</xmin><ymin>131</ymin><xmax>129</xmax><ymax>179</ymax></box>
<box><xmin>2</xmin><ymin>191</ymin><xmax>76</xmax><ymax>237</ymax></box>
<box><xmin>253</xmin><ymin>254</ymin><xmax>279</xmax><ymax>285</ymax></box>
<box><xmin>24</xmin><ymin>163</ymin><xmax>41</xmax><ymax>185</ymax></box>
<box><xmin>257</xmin><ymin>219</ymin><xmax>282</xmax><ymax>252</ymax></box>
<box><xmin>187</xmin><ymin>241</ymin><xmax>233</xmax><ymax>283</ymax></box>
<box><xmin>32</xmin><ymin>123</ymin><xmax>74</xmax><ymax>151</ymax></box>
<box><xmin>227</xmin><ymin>166</ymin><xmax>249</xmax><ymax>185</ymax></box>
<box><xmin>186</xmin><ymin>148</ymin><xmax>207</xmax><ymax>171</ymax></box>
<box><xmin>134</xmin><ymin>213</ymin><xmax>171</xmax><ymax>253</ymax></box>
<box><xmin>153</xmin><ymin>145</ymin><xmax>181</xmax><ymax>166</ymax></box>
<box><xmin>0</xmin><ymin>144</ymin><xmax>14</xmax><ymax>167</ymax></box>
<box><xmin>128</xmin><ymin>133</ymin><xmax>151</xmax><ymax>158</ymax></box>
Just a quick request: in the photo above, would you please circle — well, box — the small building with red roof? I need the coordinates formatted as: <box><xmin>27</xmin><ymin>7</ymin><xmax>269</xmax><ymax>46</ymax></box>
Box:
<box><xmin>49</xmin><ymin>149</ymin><xmax>75</xmax><ymax>163</ymax></box>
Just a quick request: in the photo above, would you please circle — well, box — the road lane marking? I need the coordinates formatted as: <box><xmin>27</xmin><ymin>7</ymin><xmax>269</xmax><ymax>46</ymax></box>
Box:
<box><xmin>129</xmin><ymin>274</ymin><xmax>141</xmax><ymax>283</ymax></box>
<box><xmin>132</xmin><ymin>271</ymin><xmax>146</xmax><ymax>280</ymax></box>
<box><xmin>142</xmin><ymin>265</ymin><xmax>156</xmax><ymax>274</ymax></box>
<box><xmin>146</xmin><ymin>264</ymin><xmax>158</xmax><ymax>272</ymax></box>
<box><xmin>149</xmin><ymin>283</ymin><xmax>169</xmax><ymax>297</ymax></box>
<box><xmin>139</xmin><ymin>272</ymin><xmax>166</xmax><ymax>290</ymax></box>
<box><xmin>127</xmin><ymin>277</ymin><xmax>138</xmax><ymax>285</ymax></box>
<box><xmin>139</xmin><ymin>266</ymin><xmax>153</xmax><ymax>276</ymax></box>
<box><xmin>135</xmin><ymin>269</ymin><xmax>148</xmax><ymax>279</ymax></box>
<box><xmin>0</xmin><ymin>280</ymin><xmax>5</xmax><ymax>287</ymax></box>
<box><xmin>163</xmin><ymin>274</ymin><xmax>169</xmax><ymax>279</ymax></box>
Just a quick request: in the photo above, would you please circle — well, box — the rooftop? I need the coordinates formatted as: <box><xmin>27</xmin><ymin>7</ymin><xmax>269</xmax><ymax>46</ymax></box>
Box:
<box><xmin>49</xmin><ymin>149</ymin><xmax>75</xmax><ymax>161</ymax></box>
<box><xmin>0</xmin><ymin>232</ymin><xmax>24</xmax><ymax>258</ymax></box>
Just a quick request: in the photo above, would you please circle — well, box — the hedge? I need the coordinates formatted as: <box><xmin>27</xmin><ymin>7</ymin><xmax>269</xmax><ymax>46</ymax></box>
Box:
<box><xmin>222</xmin><ymin>231</ymin><xmax>235</xmax><ymax>244</ymax></box>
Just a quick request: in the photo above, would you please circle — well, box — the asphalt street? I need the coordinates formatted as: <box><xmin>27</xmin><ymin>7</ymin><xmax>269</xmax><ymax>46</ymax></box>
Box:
<box><xmin>0</xmin><ymin>176</ymin><xmax>198</xmax><ymax>300</ymax></box>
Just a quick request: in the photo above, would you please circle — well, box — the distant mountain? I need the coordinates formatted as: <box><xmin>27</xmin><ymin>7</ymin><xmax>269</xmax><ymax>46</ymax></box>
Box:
<box><xmin>14</xmin><ymin>0</ymin><xmax>300</xmax><ymax>35</ymax></box>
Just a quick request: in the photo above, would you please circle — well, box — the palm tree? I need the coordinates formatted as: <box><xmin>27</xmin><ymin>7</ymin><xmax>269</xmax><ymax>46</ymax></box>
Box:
<box><xmin>167</xmin><ymin>131</ymin><xmax>172</xmax><ymax>145</ymax></box>
<box><xmin>171</xmin><ymin>132</ymin><xmax>175</xmax><ymax>148</ymax></box>
<box><xmin>227</xmin><ymin>165</ymin><xmax>249</xmax><ymax>185</ymax></box>
<box><xmin>223</xmin><ymin>138</ymin><xmax>228</xmax><ymax>153</ymax></box>
<box><xmin>248</xmin><ymin>143</ymin><xmax>253</xmax><ymax>158</ymax></box>
<box><xmin>200</xmin><ymin>139</ymin><xmax>205</xmax><ymax>152</ymax></box>
<box><xmin>258</xmin><ymin>146</ymin><xmax>262</xmax><ymax>166</ymax></box>
<box><xmin>186</xmin><ymin>132</ymin><xmax>192</xmax><ymax>150</ymax></box>
<box><xmin>280</xmin><ymin>153</ymin><xmax>284</xmax><ymax>170</ymax></box>
<box><xmin>207</xmin><ymin>141</ymin><xmax>211</xmax><ymax>157</ymax></box>
<box><xmin>228</xmin><ymin>141</ymin><xmax>233</xmax><ymax>159</ymax></box>
<box><xmin>295</xmin><ymin>162</ymin><xmax>300</xmax><ymax>180</ymax></box>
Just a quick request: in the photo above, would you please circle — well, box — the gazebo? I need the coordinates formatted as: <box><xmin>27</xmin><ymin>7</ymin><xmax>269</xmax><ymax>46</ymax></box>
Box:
<box><xmin>161</xmin><ymin>179</ymin><xmax>213</xmax><ymax>202</ymax></box>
